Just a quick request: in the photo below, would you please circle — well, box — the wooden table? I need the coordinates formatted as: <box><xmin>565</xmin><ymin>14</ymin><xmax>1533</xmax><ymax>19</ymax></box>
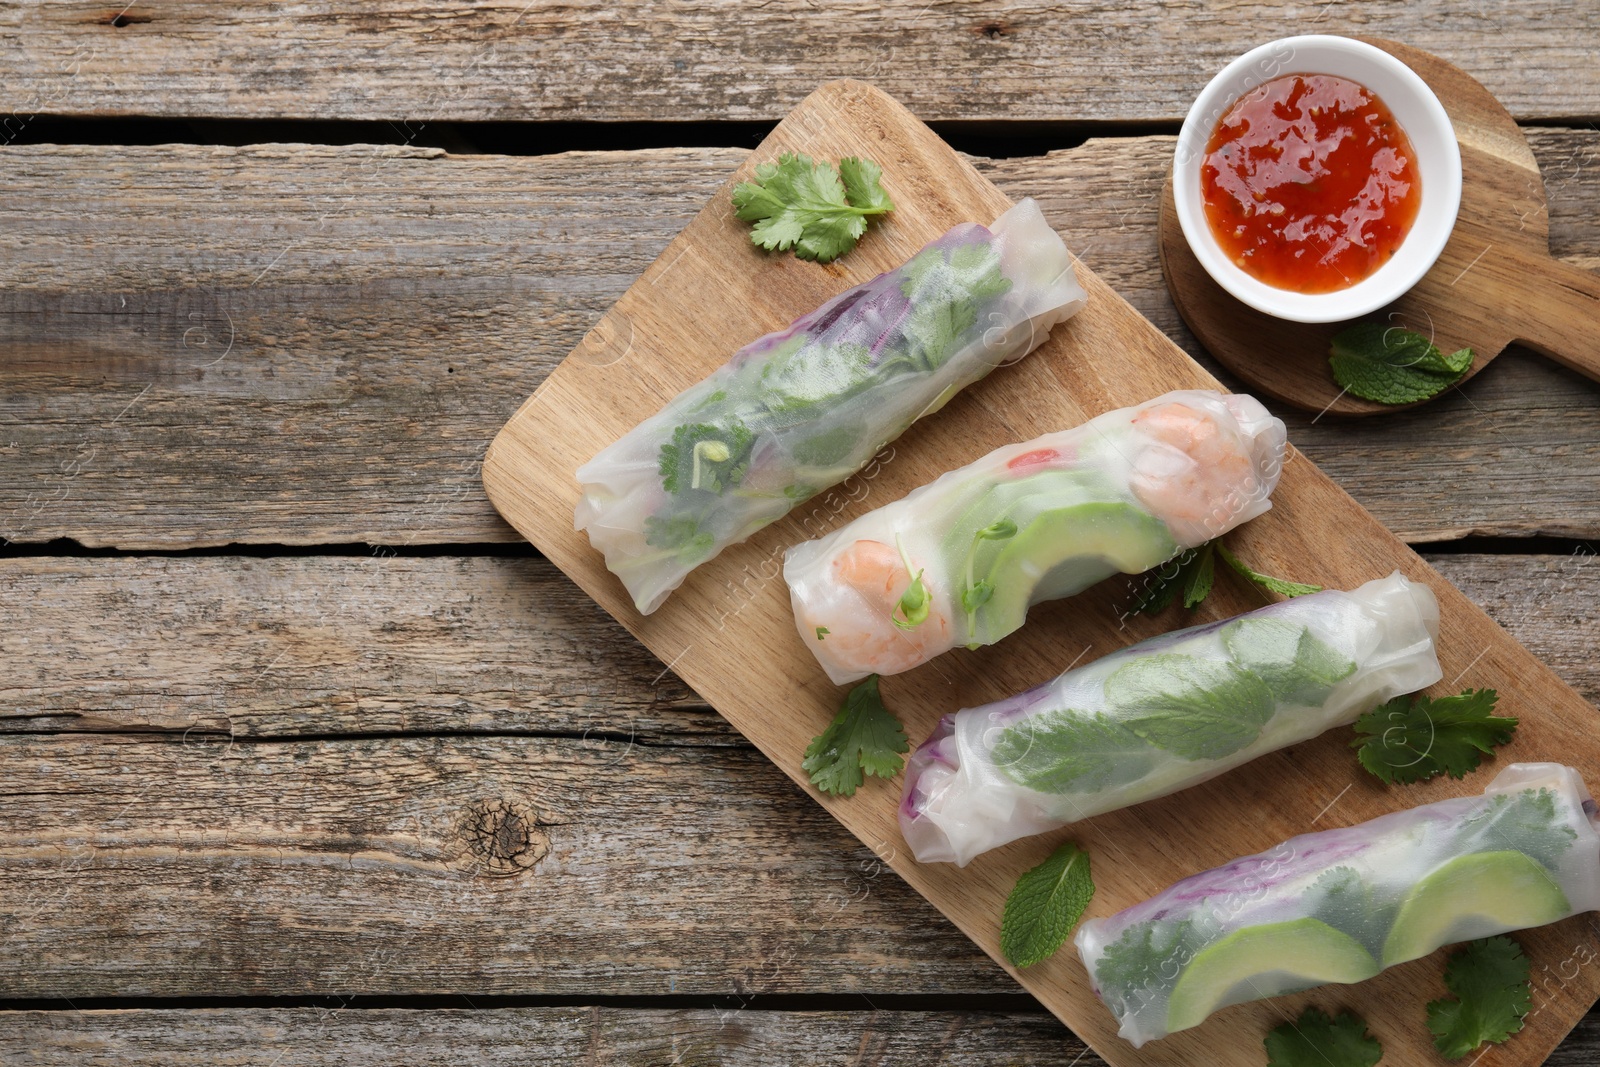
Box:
<box><xmin>4</xmin><ymin>4</ymin><xmax>1598</xmax><ymax>1063</ymax></box>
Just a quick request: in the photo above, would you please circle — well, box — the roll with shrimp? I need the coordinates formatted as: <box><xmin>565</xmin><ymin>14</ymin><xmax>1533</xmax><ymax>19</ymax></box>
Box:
<box><xmin>900</xmin><ymin>571</ymin><xmax>1441</xmax><ymax>865</ymax></box>
<box><xmin>782</xmin><ymin>389</ymin><xmax>1288</xmax><ymax>684</ymax></box>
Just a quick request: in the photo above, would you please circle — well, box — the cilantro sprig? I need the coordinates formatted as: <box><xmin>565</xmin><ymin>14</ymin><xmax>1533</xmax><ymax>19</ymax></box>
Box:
<box><xmin>1264</xmin><ymin>1007</ymin><xmax>1382</xmax><ymax>1067</ymax></box>
<box><xmin>1131</xmin><ymin>540</ymin><xmax>1319</xmax><ymax>616</ymax></box>
<box><xmin>1216</xmin><ymin>543</ymin><xmax>1323</xmax><ymax>598</ymax></box>
<box><xmin>1352</xmin><ymin>688</ymin><xmax>1517</xmax><ymax>785</ymax></box>
<box><xmin>1000</xmin><ymin>841</ymin><xmax>1094</xmax><ymax>968</ymax></box>
<box><xmin>1427</xmin><ymin>936</ymin><xmax>1533</xmax><ymax>1059</ymax></box>
<box><xmin>1329</xmin><ymin>323</ymin><xmax>1474</xmax><ymax>405</ymax></box>
<box><xmin>732</xmin><ymin>153</ymin><xmax>894</xmax><ymax>263</ymax></box>
<box><xmin>658</xmin><ymin>421</ymin><xmax>754</xmax><ymax>495</ymax></box>
<box><xmin>802</xmin><ymin>675</ymin><xmax>909</xmax><ymax>797</ymax></box>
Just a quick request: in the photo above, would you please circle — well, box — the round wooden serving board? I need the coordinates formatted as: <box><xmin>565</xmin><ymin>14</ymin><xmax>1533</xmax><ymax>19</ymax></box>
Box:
<box><xmin>1160</xmin><ymin>37</ymin><xmax>1600</xmax><ymax>416</ymax></box>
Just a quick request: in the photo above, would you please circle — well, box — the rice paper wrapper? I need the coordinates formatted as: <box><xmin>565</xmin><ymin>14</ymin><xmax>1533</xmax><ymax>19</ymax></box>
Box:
<box><xmin>783</xmin><ymin>388</ymin><xmax>1287</xmax><ymax>685</ymax></box>
<box><xmin>1075</xmin><ymin>762</ymin><xmax>1600</xmax><ymax>1046</ymax></box>
<box><xmin>575</xmin><ymin>198</ymin><xmax>1086</xmax><ymax>615</ymax></box>
<box><xmin>900</xmin><ymin>572</ymin><xmax>1442</xmax><ymax>865</ymax></box>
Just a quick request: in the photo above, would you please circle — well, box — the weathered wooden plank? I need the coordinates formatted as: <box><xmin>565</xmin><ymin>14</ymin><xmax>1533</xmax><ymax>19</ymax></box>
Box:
<box><xmin>0</xmin><ymin>554</ymin><xmax>717</xmax><ymax>739</ymax></box>
<box><xmin>6</xmin><ymin>3</ymin><xmax>1599</xmax><ymax>124</ymax></box>
<box><xmin>0</xmin><ymin>731</ymin><xmax>1007</xmax><ymax>997</ymax></box>
<box><xmin>2</xmin><ymin>132</ymin><xmax>1598</xmax><ymax>549</ymax></box>
<box><xmin>10</xmin><ymin>1006</ymin><xmax>1600</xmax><ymax>1067</ymax></box>
<box><xmin>3</xmin><ymin>552</ymin><xmax>1595</xmax><ymax>740</ymax></box>
<box><xmin>11</xmin><ymin>1007</ymin><xmax>1090</xmax><ymax>1066</ymax></box>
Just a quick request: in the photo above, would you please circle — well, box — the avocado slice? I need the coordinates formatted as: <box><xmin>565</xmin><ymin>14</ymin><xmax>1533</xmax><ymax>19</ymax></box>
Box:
<box><xmin>1166</xmin><ymin>918</ymin><xmax>1380</xmax><ymax>1034</ymax></box>
<box><xmin>969</xmin><ymin>501</ymin><xmax>1176</xmax><ymax>645</ymax></box>
<box><xmin>1380</xmin><ymin>850</ymin><xmax>1570</xmax><ymax>967</ymax></box>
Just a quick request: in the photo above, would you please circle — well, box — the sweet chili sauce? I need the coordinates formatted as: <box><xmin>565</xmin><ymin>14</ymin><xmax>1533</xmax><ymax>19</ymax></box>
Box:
<box><xmin>1201</xmin><ymin>73</ymin><xmax>1421</xmax><ymax>293</ymax></box>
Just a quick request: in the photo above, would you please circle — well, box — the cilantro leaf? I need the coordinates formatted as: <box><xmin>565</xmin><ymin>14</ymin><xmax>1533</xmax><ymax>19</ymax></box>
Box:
<box><xmin>1305</xmin><ymin>866</ymin><xmax>1393</xmax><ymax>958</ymax></box>
<box><xmin>1265</xmin><ymin>1007</ymin><xmax>1382</xmax><ymax>1067</ymax></box>
<box><xmin>658</xmin><ymin>421</ymin><xmax>754</xmax><ymax>495</ymax></box>
<box><xmin>641</xmin><ymin>514</ymin><xmax>715</xmax><ymax>563</ymax></box>
<box><xmin>1329</xmin><ymin>322</ymin><xmax>1474</xmax><ymax>405</ymax></box>
<box><xmin>1427</xmin><ymin>936</ymin><xmax>1532</xmax><ymax>1059</ymax></box>
<box><xmin>838</xmin><ymin>156</ymin><xmax>893</xmax><ymax>214</ymax></box>
<box><xmin>802</xmin><ymin>675</ymin><xmax>909</xmax><ymax>797</ymax></box>
<box><xmin>1182</xmin><ymin>542</ymin><xmax>1215</xmax><ymax>608</ymax></box>
<box><xmin>899</xmin><ymin>240</ymin><xmax>1011</xmax><ymax>370</ymax></box>
<box><xmin>1092</xmin><ymin>919</ymin><xmax>1203</xmax><ymax>1016</ymax></box>
<box><xmin>732</xmin><ymin>152</ymin><xmax>893</xmax><ymax>263</ymax></box>
<box><xmin>1103</xmin><ymin>654</ymin><xmax>1276</xmax><ymax>761</ymax></box>
<box><xmin>1001</xmin><ymin>841</ymin><xmax>1095</xmax><ymax>968</ymax></box>
<box><xmin>1130</xmin><ymin>543</ymin><xmax>1215</xmax><ymax>616</ymax></box>
<box><xmin>1222</xmin><ymin>617</ymin><xmax>1357</xmax><ymax>706</ymax></box>
<box><xmin>992</xmin><ymin>709</ymin><xmax>1156</xmax><ymax>794</ymax></box>
<box><xmin>1352</xmin><ymin>689</ymin><xmax>1517</xmax><ymax>785</ymax></box>
<box><xmin>1463</xmin><ymin>788</ymin><xmax>1577</xmax><ymax>871</ymax></box>
<box><xmin>1217</xmin><ymin>544</ymin><xmax>1323</xmax><ymax>598</ymax></box>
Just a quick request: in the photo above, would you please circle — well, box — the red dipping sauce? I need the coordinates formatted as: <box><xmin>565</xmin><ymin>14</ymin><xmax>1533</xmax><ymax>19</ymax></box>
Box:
<box><xmin>1201</xmin><ymin>73</ymin><xmax>1421</xmax><ymax>293</ymax></box>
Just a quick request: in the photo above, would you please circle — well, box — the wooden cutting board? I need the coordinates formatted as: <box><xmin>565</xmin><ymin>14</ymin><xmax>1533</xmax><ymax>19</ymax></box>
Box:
<box><xmin>1160</xmin><ymin>37</ymin><xmax>1600</xmax><ymax>416</ymax></box>
<box><xmin>482</xmin><ymin>80</ymin><xmax>1600</xmax><ymax>1066</ymax></box>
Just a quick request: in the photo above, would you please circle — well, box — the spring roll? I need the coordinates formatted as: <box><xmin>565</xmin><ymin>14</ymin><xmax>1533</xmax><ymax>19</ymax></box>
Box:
<box><xmin>574</xmin><ymin>199</ymin><xmax>1086</xmax><ymax>614</ymax></box>
<box><xmin>783</xmin><ymin>389</ymin><xmax>1287</xmax><ymax>684</ymax></box>
<box><xmin>1074</xmin><ymin>763</ymin><xmax>1600</xmax><ymax>1047</ymax></box>
<box><xmin>900</xmin><ymin>572</ymin><xmax>1441</xmax><ymax>865</ymax></box>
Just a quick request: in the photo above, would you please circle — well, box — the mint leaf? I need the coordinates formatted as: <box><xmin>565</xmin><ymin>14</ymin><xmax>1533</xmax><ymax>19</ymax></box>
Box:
<box><xmin>992</xmin><ymin>710</ymin><xmax>1156</xmax><ymax>794</ymax></box>
<box><xmin>1217</xmin><ymin>544</ymin><xmax>1322</xmax><ymax>598</ymax></box>
<box><xmin>1001</xmin><ymin>842</ymin><xmax>1095</xmax><ymax>968</ymax></box>
<box><xmin>1352</xmin><ymin>689</ymin><xmax>1517</xmax><ymax>785</ymax></box>
<box><xmin>658</xmin><ymin>421</ymin><xmax>754</xmax><ymax>495</ymax></box>
<box><xmin>1223</xmin><ymin>617</ymin><xmax>1356</xmax><ymax>706</ymax></box>
<box><xmin>1427</xmin><ymin>936</ymin><xmax>1532</xmax><ymax>1059</ymax></box>
<box><xmin>790</xmin><ymin>423</ymin><xmax>864</xmax><ymax>468</ymax></box>
<box><xmin>732</xmin><ymin>152</ymin><xmax>893</xmax><ymax>263</ymax></box>
<box><xmin>801</xmin><ymin>675</ymin><xmax>909</xmax><ymax>797</ymax></box>
<box><xmin>1265</xmin><ymin>1007</ymin><xmax>1382</xmax><ymax>1067</ymax></box>
<box><xmin>761</xmin><ymin>339</ymin><xmax>877</xmax><ymax>415</ymax></box>
<box><xmin>1329</xmin><ymin>322</ymin><xmax>1474</xmax><ymax>405</ymax></box>
<box><xmin>1104</xmin><ymin>654</ymin><xmax>1276</xmax><ymax>760</ymax></box>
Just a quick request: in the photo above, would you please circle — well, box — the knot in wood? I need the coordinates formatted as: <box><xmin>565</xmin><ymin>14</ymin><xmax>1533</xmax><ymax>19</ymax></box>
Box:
<box><xmin>461</xmin><ymin>797</ymin><xmax>549</xmax><ymax>877</ymax></box>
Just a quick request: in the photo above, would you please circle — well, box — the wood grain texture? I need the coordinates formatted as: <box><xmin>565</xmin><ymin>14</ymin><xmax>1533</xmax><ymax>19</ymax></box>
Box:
<box><xmin>1160</xmin><ymin>39</ymin><xmax>1600</xmax><ymax>414</ymax></box>
<box><xmin>6</xmin><ymin>1007</ymin><xmax>1086</xmax><ymax>1066</ymax></box>
<box><xmin>14</xmin><ymin>1006</ymin><xmax>1600</xmax><ymax>1066</ymax></box>
<box><xmin>481</xmin><ymin>80</ymin><xmax>1600</xmax><ymax>1066</ymax></box>
<box><xmin>2</xmin><ymin>134</ymin><xmax>1598</xmax><ymax>548</ymax></box>
<box><xmin>3</xmin><ymin>552</ymin><xmax>1595</xmax><ymax>741</ymax></box>
<box><xmin>0</xmin><ymin>731</ymin><xmax>1006</xmax><ymax>998</ymax></box>
<box><xmin>0</xmin><ymin>554</ymin><xmax>713</xmax><ymax>739</ymax></box>
<box><xmin>6</xmin><ymin>2</ymin><xmax>1600</xmax><ymax>124</ymax></box>
<box><xmin>0</xmin><ymin>558</ymin><xmax>1592</xmax><ymax>1016</ymax></box>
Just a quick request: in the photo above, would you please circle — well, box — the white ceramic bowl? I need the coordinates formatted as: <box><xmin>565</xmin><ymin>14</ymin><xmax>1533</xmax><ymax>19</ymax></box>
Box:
<box><xmin>1174</xmin><ymin>35</ymin><xmax>1461</xmax><ymax>324</ymax></box>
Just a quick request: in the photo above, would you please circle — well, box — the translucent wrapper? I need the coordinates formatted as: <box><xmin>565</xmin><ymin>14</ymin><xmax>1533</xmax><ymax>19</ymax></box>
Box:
<box><xmin>1075</xmin><ymin>763</ymin><xmax>1600</xmax><ymax>1047</ymax></box>
<box><xmin>784</xmin><ymin>389</ymin><xmax>1287</xmax><ymax>684</ymax></box>
<box><xmin>901</xmin><ymin>572</ymin><xmax>1442</xmax><ymax>865</ymax></box>
<box><xmin>574</xmin><ymin>199</ymin><xmax>1086</xmax><ymax>615</ymax></box>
